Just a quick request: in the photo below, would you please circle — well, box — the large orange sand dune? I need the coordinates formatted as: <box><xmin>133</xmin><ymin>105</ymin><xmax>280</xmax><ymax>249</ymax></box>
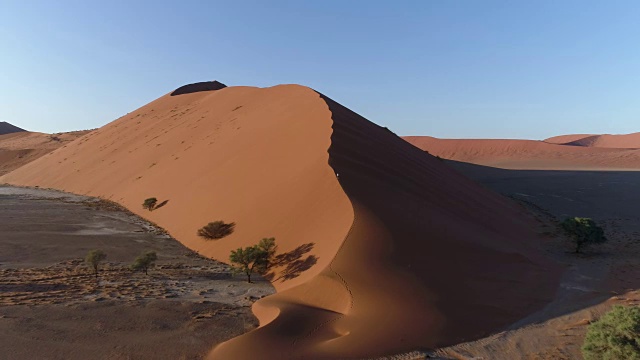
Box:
<box><xmin>1</xmin><ymin>82</ymin><xmax>561</xmax><ymax>359</ymax></box>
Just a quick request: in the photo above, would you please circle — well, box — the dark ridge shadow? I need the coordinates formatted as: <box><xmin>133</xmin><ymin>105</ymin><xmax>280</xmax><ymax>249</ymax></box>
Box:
<box><xmin>0</xmin><ymin>121</ymin><xmax>26</xmax><ymax>135</ymax></box>
<box><xmin>154</xmin><ymin>200</ymin><xmax>169</xmax><ymax>210</ymax></box>
<box><xmin>316</xmin><ymin>90</ymin><xmax>570</xmax><ymax>349</ymax></box>
<box><xmin>562</xmin><ymin>135</ymin><xmax>601</xmax><ymax>147</ymax></box>
<box><xmin>170</xmin><ymin>81</ymin><xmax>227</xmax><ymax>96</ymax></box>
<box><xmin>448</xmin><ymin>160</ymin><xmax>640</xmax><ymax>329</ymax></box>
<box><xmin>264</xmin><ymin>243</ymin><xmax>317</xmax><ymax>282</ymax></box>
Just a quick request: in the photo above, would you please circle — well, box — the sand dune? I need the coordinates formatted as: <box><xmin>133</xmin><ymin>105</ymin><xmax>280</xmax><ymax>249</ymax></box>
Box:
<box><xmin>0</xmin><ymin>121</ymin><xmax>25</xmax><ymax>135</ymax></box>
<box><xmin>545</xmin><ymin>132</ymin><xmax>640</xmax><ymax>148</ymax></box>
<box><xmin>0</xmin><ymin>130</ymin><xmax>90</xmax><ymax>175</ymax></box>
<box><xmin>404</xmin><ymin>136</ymin><xmax>640</xmax><ymax>170</ymax></box>
<box><xmin>1</xmin><ymin>83</ymin><xmax>560</xmax><ymax>358</ymax></box>
<box><xmin>543</xmin><ymin>133</ymin><xmax>595</xmax><ymax>144</ymax></box>
<box><xmin>1</xmin><ymin>84</ymin><xmax>353</xmax><ymax>292</ymax></box>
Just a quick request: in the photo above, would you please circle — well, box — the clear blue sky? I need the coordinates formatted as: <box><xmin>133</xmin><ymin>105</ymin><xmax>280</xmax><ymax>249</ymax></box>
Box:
<box><xmin>1</xmin><ymin>1</ymin><xmax>639</xmax><ymax>139</ymax></box>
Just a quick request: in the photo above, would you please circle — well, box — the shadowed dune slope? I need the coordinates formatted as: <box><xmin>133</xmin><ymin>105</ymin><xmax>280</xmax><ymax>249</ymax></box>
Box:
<box><xmin>404</xmin><ymin>136</ymin><xmax>640</xmax><ymax>170</ymax></box>
<box><xmin>209</xmin><ymin>93</ymin><xmax>561</xmax><ymax>359</ymax></box>
<box><xmin>0</xmin><ymin>122</ymin><xmax>26</xmax><ymax>135</ymax></box>
<box><xmin>545</xmin><ymin>132</ymin><xmax>640</xmax><ymax>148</ymax></box>
<box><xmin>3</xmin><ymin>85</ymin><xmax>561</xmax><ymax>359</ymax></box>
<box><xmin>0</xmin><ymin>130</ymin><xmax>90</xmax><ymax>176</ymax></box>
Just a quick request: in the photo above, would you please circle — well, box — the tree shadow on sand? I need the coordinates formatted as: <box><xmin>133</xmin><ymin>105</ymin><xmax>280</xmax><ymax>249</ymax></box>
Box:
<box><xmin>264</xmin><ymin>243</ymin><xmax>318</xmax><ymax>283</ymax></box>
<box><xmin>154</xmin><ymin>199</ymin><xmax>169</xmax><ymax>210</ymax></box>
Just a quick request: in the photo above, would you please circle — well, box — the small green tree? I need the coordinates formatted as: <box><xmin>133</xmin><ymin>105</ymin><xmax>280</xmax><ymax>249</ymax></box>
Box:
<box><xmin>257</xmin><ymin>237</ymin><xmax>277</xmax><ymax>268</ymax></box>
<box><xmin>561</xmin><ymin>217</ymin><xmax>607</xmax><ymax>254</ymax></box>
<box><xmin>85</xmin><ymin>249</ymin><xmax>107</xmax><ymax>278</ymax></box>
<box><xmin>582</xmin><ymin>305</ymin><xmax>640</xmax><ymax>359</ymax></box>
<box><xmin>197</xmin><ymin>221</ymin><xmax>235</xmax><ymax>240</ymax></box>
<box><xmin>131</xmin><ymin>251</ymin><xmax>158</xmax><ymax>275</ymax></box>
<box><xmin>142</xmin><ymin>197</ymin><xmax>158</xmax><ymax>211</ymax></box>
<box><xmin>230</xmin><ymin>238</ymin><xmax>276</xmax><ymax>283</ymax></box>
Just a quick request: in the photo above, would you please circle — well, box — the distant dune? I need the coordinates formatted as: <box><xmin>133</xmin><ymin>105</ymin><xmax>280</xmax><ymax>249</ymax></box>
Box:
<box><xmin>0</xmin><ymin>130</ymin><xmax>90</xmax><ymax>176</ymax></box>
<box><xmin>1</xmin><ymin>83</ymin><xmax>560</xmax><ymax>359</ymax></box>
<box><xmin>0</xmin><ymin>122</ymin><xmax>26</xmax><ymax>135</ymax></box>
<box><xmin>545</xmin><ymin>132</ymin><xmax>640</xmax><ymax>149</ymax></box>
<box><xmin>404</xmin><ymin>136</ymin><xmax>640</xmax><ymax>170</ymax></box>
<box><xmin>543</xmin><ymin>133</ymin><xmax>595</xmax><ymax>144</ymax></box>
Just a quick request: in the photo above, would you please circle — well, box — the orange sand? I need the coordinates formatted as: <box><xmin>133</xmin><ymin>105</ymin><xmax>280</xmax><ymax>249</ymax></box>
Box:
<box><xmin>404</xmin><ymin>136</ymin><xmax>640</xmax><ymax>170</ymax></box>
<box><xmin>0</xmin><ymin>130</ymin><xmax>90</xmax><ymax>175</ymax></box>
<box><xmin>545</xmin><ymin>132</ymin><xmax>640</xmax><ymax>148</ymax></box>
<box><xmin>1</xmin><ymin>83</ymin><xmax>561</xmax><ymax>358</ymax></box>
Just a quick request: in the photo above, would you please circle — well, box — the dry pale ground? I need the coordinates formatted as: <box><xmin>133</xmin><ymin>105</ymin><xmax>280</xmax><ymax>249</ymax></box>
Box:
<box><xmin>407</xmin><ymin>162</ymin><xmax>640</xmax><ymax>360</ymax></box>
<box><xmin>0</xmin><ymin>185</ymin><xmax>274</xmax><ymax>360</ymax></box>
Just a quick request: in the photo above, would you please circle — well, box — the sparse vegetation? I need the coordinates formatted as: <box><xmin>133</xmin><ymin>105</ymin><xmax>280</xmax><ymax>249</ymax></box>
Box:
<box><xmin>229</xmin><ymin>238</ymin><xmax>276</xmax><ymax>283</ymax></box>
<box><xmin>142</xmin><ymin>197</ymin><xmax>158</xmax><ymax>211</ymax></box>
<box><xmin>197</xmin><ymin>221</ymin><xmax>236</xmax><ymax>240</ymax></box>
<box><xmin>85</xmin><ymin>249</ymin><xmax>107</xmax><ymax>278</ymax></box>
<box><xmin>131</xmin><ymin>251</ymin><xmax>158</xmax><ymax>275</ymax></box>
<box><xmin>582</xmin><ymin>305</ymin><xmax>640</xmax><ymax>359</ymax></box>
<box><xmin>561</xmin><ymin>217</ymin><xmax>607</xmax><ymax>253</ymax></box>
<box><xmin>257</xmin><ymin>237</ymin><xmax>277</xmax><ymax>267</ymax></box>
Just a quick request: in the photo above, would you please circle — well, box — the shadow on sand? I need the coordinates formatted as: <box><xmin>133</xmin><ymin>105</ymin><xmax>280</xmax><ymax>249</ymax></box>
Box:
<box><xmin>154</xmin><ymin>199</ymin><xmax>169</xmax><ymax>210</ymax></box>
<box><xmin>265</xmin><ymin>243</ymin><xmax>318</xmax><ymax>283</ymax></box>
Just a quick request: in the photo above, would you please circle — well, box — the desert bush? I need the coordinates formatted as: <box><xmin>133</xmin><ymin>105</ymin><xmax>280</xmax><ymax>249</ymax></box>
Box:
<box><xmin>142</xmin><ymin>197</ymin><xmax>158</xmax><ymax>211</ymax></box>
<box><xmin>230</xmin><ymin>238</ymin><xmax>276</xmax><ymax>283</ymax></box>
<box><xmin>561</xmin><ymin>217</ymin><xmax>607</xmax><ymax>253</ymax></box>
<box><xmin>582</xmin><ymin>305</ymin><xmax>640</xmax><ymax>359</ymax></box>
<box><xmin>197</xmin><ymin>221</ymin><xmax>235</xmax><ymax>240</ymax></box>
<box><xmin>85</xmin><ymin>249</ymin><xmax>107</xmax><ymax>278</ymax></box>
<box><xmin>131</xmin><ymin>251</ymin><xmax>157</xmax><ymax>275</ymax></box>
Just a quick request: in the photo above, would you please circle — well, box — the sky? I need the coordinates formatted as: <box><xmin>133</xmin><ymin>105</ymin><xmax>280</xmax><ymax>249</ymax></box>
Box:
<box><xmin>1</xmin><ymin>1</ymin><xmax>639</xmax><ymax>139</ymax></box>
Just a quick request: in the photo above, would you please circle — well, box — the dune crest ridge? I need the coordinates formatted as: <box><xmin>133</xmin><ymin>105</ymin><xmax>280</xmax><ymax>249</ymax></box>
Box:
<box><xmin>1</xmin><ymin>84</ymin><xmax>560</xmax><ymax>359</ymax></box>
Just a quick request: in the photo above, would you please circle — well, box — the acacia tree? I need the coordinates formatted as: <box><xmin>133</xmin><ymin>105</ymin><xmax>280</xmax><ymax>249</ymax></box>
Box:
<box><xmin>142</xmin><ymin>197</ymin><xmax>158</xmax><ymax>211</ymax></box>
<box><xmin>85</xmin><ymin>249</ymin><xmax>107</xmax><ymax>278</ymax></box>
<box><xmin>131</xmin><ymin>251</ymin><xmax>158</xmax><ymax>275</ymax></box>
<box><xmin>197</xmin><ymin>221</ymin><xmax>235</xmax><ymax>240</ymax></box>
<box><xmin>582</xmin><ymin>305</ymin><xmax>640</xmax><ymax>359</ymax></box>
<box><xmin>230</xmin><ymin>238</ymin><xmax>276</xmax><ymax>283</ymax></box>
<box><xmin>561</xmin><ymin>217</ymin><xmax>607</xmax><ymax>253</ymax></box>
<box><xmin>257</xmin><ymin>237</ymin><xmax>277</xmax><ymax>268</ymax></box>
